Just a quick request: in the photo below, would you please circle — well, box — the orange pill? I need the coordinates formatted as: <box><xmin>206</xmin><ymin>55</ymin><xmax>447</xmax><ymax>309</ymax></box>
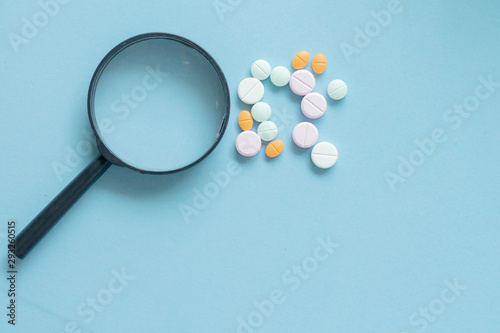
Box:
<box><xmin>265</xmin><ymin>140</ymin><xmax>284</xmax><ymax>158</ymax></box>
<box><xmin>292</xmin><ymin>51</ymin><xmax>310</xmax><ymax>70</ymax></box>
<box><xmin>238</xmin><ymin>110</ymin><xmax>253</xmax><ymax>131</ymax></box>
<box><xmin>312</xmin><ymin>53</ymin><xmax>327</xmax><ymax>74</ymax></box>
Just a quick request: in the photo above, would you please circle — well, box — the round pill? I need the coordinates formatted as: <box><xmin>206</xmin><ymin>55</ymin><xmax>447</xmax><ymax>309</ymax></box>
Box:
<box><xmin>270</xmin><ymin>66</ymin><xmax>291</xmax><ymax>87</ymax></box>
<box><xmin>311</xmin><ymin>142</ymin><xmax>338</xmax><ymax>169</ymax></box>
<box><xmin>327</xmin><ymin>79</ymin><xmax>348</xmax><ymax>100</ymax></box>
<box><xmin>292</xmin><ymin>51</ymin><xmax>310</xmax><ymax>70</ymax></box>
<box><xmin>301</xmin><ymin>93</ymin><xmax>327</xmax><ymax>119</ymax></box>
<box><xmin>312</xmin><ymin>53</ymin><xmax>327</xmax><ymax>74</ymax></box>
<box><xmin>257</xmin><ymin>121</ymin><xmax>278</xmax><ymax>141</ymax></box>
<box><xmin>265</xmin><ymin>140</ymin><xmax>284</xmax><ymax>158</ymax></box>
<box><xmin>289</xmin><ymin>69</ymin><xmax>316</xmax><ymax>96</ymax></box>
<box><xmin>235</xmin><ymin>131</ymin><xmax>261</xmax><ymax>157</ymax></box>
<box><xmin>238</xmin><ymin>77</ymin><xmax>265</xmax><ymax>105</ymax></box>
<box><xmin>292</xmin><ymin>122</ymin><xmax>318</xmax><ymax>148</ymax></box>
<box><xmin>238</xmin><ymin>110</ymin><xmax>253</xmax><ymax>131</ymax></box>
<box><xmin>251</xmin><ymin>60</ymin><xmax>272</xmax><ymax>81</ymax></box>
<box><xmin>251</xmin><ymin>102</ymin><xmax>272</xmax><ymax>122</ymax></box>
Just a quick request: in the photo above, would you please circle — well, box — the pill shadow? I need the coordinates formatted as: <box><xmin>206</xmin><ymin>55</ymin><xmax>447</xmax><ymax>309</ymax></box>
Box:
<box><xmin>290</xmin><ymin>139</ymin><xmax>310</xmax><ymax>156</ymax></box>
<box><xmin>268</xmin><ymin>83</ymin><xmax>289</xmax><ymax>96</ymax></box>
<box><xmin>264</xmin><ymin>151</ymin><xmax>283</xmax><ymax>162</ymax></box>
<box><xmin>237</xmin><ymin>100</ymin><xmax>251</xmax><ymax>113</ymax></box>
<box><xmin>284</xmin><ymin>88</ymin><xmax>303</xmax><ymax>105</ymax></box>
<box><xmin>328</xmin><ymin>98</ymin><xmax>347</xmax><ymax>110</ymax></box>
<box><xmin>264</xmin><ymin>155</ymin><xmax>274</xmax><ymax>162</ymax></box>
<box><xmin>309</xmin><ymin>160</ymin><xmax>334</xmax><ymax>175</ymax></box>
<box><xmin>233</xmin><ymin>148</ymin><xmax>258</xmax><ymax>165</ymax></box>
<box><xmin>234</xmin><ymin>119</ymin><xmax>242</xmax><ymax>132</ymax></box>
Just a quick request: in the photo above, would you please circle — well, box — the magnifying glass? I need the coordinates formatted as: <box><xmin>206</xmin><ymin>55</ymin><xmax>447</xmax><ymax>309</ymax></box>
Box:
<box><xmin>15</xmin><ymin>33</ymin><xmax>230</xmax><ymax>258</ymax></box>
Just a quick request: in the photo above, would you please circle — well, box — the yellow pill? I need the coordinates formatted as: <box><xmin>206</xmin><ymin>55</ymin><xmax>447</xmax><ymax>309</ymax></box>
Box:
<box><xmin>238</xmin><ymin>110</ymin><xmax>253</xmax><ymax>131</ymax></box>
<box><xmin>265</xmin><ymin>140</ymin><xmax>284</xmax><ymax>158</ymax></box>
<box><xmin>292</xmin><ymin>51</ymin><xmax>310</xmax><ymax>70</ymax></box>
<box><xmin>312</xmin><ymin>53</ymin><xmax>327</xmax><ymax>74</ymax></box>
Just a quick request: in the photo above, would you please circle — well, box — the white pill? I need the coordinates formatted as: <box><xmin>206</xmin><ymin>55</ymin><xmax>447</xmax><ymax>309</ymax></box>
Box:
<box><xmin>289</xmin><ymin>69</ymin><xmax>316</xmax><ymax>96</ymax></box>
<box><xmin>251</xmin><ymin>60</ymin><xmax>272</xmax><ymax>81</ymax></box>
<box><xmin>292</xmin><ymin>122</ymin><xmax>318</xmax><ymax>148</ymax></box>
<box><xmin>301</xmin><ymin>93</ymin><xmax>327</xmax><ymax>119</ymax></box>
<box><xmin>270</xmin><ymin>66</ymin><xmax>291</xmax><ymax>87</ymax></box>
<box><xmin>236</xmin><ymin>131</ymin><xmax>261</xmax><ymax>157</ymax></box>
<box><xmin>311</xmin><ymin>142</ymin><xmax>338</xmax><ymax>169</ymax></box>
<box><xmin>238</xmin><ymin>77</ymin><xmax>265</xmax><ymax>105</ymax></box>
<box><xmin>327</xmin><ymin>80</ymin><xmax>348</xmax><ymax>100</ymax></box>
<box><xmin>257</xmin><ymin>121</ymin><xmax>278</xmax><ymax>141</ymax></box>
<box><xmin>251</xmin><ymin>102</ymin><xmax>272</xmax><ymax>122</ymax></box>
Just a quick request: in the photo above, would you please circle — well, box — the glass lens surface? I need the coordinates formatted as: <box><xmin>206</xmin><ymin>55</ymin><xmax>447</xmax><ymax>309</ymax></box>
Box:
<box><xmin>93</xmin><ymin>38</ymin><xmax>227</xmax><ymax>172</ymax></box>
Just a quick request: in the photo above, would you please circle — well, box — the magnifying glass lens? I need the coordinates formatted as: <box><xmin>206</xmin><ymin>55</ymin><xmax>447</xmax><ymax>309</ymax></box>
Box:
<box><xmin>93</xmin><ymin>38</ymin><xmax>227</xmax><ymax>172</ymax></box>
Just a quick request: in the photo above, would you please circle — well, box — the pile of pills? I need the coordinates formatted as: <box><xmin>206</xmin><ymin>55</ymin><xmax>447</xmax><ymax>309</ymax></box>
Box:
<box><xmin>236</xmin><ymin>51</ymin><xmax>347</xmax><ymax>169</ymax></box>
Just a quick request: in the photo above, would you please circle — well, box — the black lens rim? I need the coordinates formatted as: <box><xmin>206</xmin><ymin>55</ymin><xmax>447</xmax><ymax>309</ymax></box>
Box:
<box><xmin>87</xmin><ymin>33</ymin><xmax>230</xmax><ymax>174</ymax></box>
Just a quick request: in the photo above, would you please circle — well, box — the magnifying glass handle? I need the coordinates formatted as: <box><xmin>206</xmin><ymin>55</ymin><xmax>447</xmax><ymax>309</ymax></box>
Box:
<box><xmin>15</xmin><ymin>155</ymin><xmax>111</xmax><ymax>258</ymax></box>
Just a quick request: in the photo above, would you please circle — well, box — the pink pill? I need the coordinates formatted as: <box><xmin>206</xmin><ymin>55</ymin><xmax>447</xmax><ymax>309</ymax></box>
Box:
<box><xmin>236</xmin><ymin>131</ymin><xmax>262</xmax><ymax>157</ymax></box>
<box><xmin>301</xmin><ymin>92</ymin><xmax>327</xmax><ymax>119</ymax></box>
<box><xmin>289</xmin><ymin>69</ymin><xmax>316</xmax><ymax>96</ymax></box>
<box><xmin>292</xmin><ymin>122</ymin><xmax>318</xmax><ymax>148</ymax></box>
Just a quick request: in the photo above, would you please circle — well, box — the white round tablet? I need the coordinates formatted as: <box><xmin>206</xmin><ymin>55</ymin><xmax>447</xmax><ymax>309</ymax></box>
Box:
<box><xmin>251</xmin><ymin>60</ymin><xmax>272</xmax><ymax>81</ymax></box>
<box><xmin>327</xmin><ymin>80</ymin><xmax>347</xmax><ymax>100</ymax></box>
<box><xmin>311</xmin><ymin>142</ymin><xmax>338</xmax><ymax>169</ymax></box>
<box><xmin>292</xmin><ymin>122</ymin><xmax>318</xmax><ymax>148</ymax></box>
<box><xmin>301</xmin><ymin>92</ymin><xmax>327</xmax><ymax>119</ymax></box>
<box><xmin>270</xmin><ymin>66</ymin><xmax>291</xmax><ymax>87</ymax></box>
<box><xmin>236</xmin><ymin>131</ymin><xmax>262</xmax><ymax>157</ymax></box>
<box><xmin>238</xmin><ymin>77</ymin><xmax>265</xmax><ymax>105</ymax></box>
<box><xmin>257</xmin><ymin>121</ymin><xmax>278</xmax><ymax>141</ymax></box>
<box><xmin>289</xmin><ymin>69</ymin><xmax>316</xmax><ymax>96</ymax></box>
<box><xmin>251</xmin><ymin>102</ymin><xmax>272</xmax><ymax>122</ymax></box>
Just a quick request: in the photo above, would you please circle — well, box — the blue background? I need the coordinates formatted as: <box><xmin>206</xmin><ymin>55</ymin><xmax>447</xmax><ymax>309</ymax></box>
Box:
<box><xmin>1</xmin><ymin>0</ymin><xmax>499</xmax><ymax>332</ymax></box>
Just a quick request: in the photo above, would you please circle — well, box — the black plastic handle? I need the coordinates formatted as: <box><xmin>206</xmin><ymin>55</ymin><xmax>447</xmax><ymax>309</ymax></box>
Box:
<box><xmin>15</xmin><ymin>155</ymin><xmax>111</xmax><ymax>258</ymax></box>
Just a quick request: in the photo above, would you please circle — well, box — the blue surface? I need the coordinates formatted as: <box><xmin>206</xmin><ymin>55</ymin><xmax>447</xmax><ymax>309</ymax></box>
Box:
<box><xmin>1</xmin><ymin>0</ymin><xmax>499</xmax><ymax>332</ymax></box>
